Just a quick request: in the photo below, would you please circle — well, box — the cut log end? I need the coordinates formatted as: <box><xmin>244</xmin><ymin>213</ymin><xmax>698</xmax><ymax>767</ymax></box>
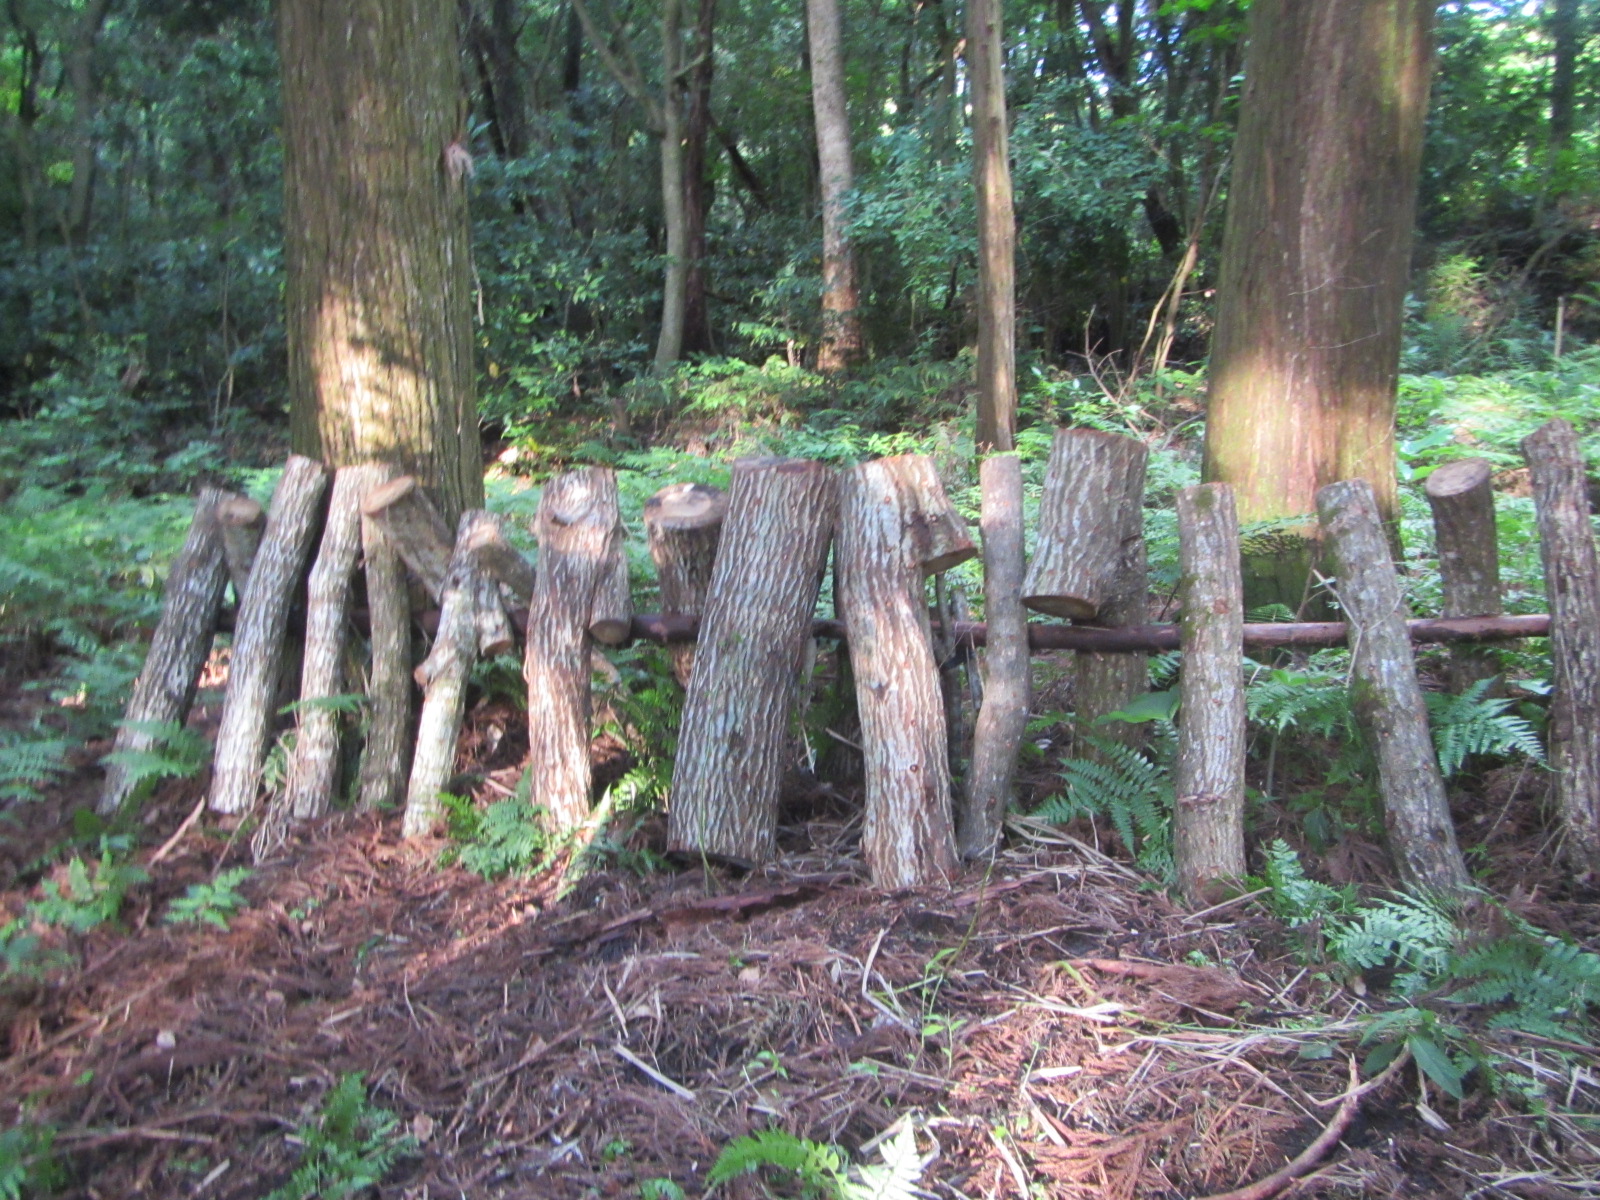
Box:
<box><xmin>1424</xmin><ymin>456</ymin><xmax>1493</xmax><ymax>500</ymax></box>
<box><xmin>360</xmin><ymin>474</ymin><xmax>420</xmax><ymax>517</ymax></box>
<box><xmin>1023</xmin><ymin>594</ymin><xmax>1098</xmax><ymax>621</ymax></box>
<box><xmin>589</xmin><ymin>617</ymin><xmax>632</xmax><ymax>646</ymax></box>
<box><xmin>644</xmin><ymin>482</ymin><xmax>729</xmax><ymax>531</ymax></box>
<box><xmin>217</xmin><ymin>495</ymin><xmax>264</xmax><ymax>528</ymax></box>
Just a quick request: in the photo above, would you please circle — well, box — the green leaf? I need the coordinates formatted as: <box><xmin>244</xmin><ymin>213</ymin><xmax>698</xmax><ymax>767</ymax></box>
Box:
<box><xmin>1408</xmin><ymin>1034</ymin><xmax>1465</xmax><ymax>1099</ymax></box>
<box><xmin>1099</xmin><ymin>689</ymin><xmax>1180</xmax><ymax>724</ymax></box>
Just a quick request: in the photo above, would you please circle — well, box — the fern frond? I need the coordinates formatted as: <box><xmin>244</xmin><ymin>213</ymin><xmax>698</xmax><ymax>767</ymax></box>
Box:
<box><xmin>0</xmin><ymin>734</ymin><xmax>72</xmax><ymax>801</ymax></box>
<box><xmin>1425</xmin><ymin>683</ymin><xmax>1545</xmax><ymax>777</ymax></box>
<box><xmin>706</xmin><ymin>1129</ymin><xmax>846</xmax><ymax>1190</ymax></box>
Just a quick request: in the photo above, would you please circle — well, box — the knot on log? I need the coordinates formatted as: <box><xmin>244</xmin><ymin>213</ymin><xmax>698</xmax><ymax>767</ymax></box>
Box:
<box><xmin>1177</xmin><ymin>792</ymin><xmax>1228</xmax><ymax>810</ymax></box>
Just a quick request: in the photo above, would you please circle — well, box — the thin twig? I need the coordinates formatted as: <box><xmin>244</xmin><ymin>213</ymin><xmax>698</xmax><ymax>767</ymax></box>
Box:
<box><xmin>614</xmin><ymin>1042</ymin><xmax>695</xmax><ymax>1100</ymax></box>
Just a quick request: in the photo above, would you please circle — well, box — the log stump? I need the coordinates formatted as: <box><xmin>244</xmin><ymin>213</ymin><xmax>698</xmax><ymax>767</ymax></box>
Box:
<box><xmin>1317</xmin><ymin>479</ymin><xmax>1470</xmax><ymax>892</ymax></box>
<box><xmin>217</xmin><ymin>494</ymin><xmax>265</xmax><ymax>602</ymax></box>
<box><xmin>210</xmin><ymin>456</ymin><xmax>331</xmax><ymax>816</ymax></box>
<box><xmin>668</xmin><ymin>458</ymin><xmax>837</xmax><ymax>863</ymax></box>
<box><xmin>524</xmin><ymin>468</ymin><xmax>626</xmax><ymax>833</ymax></box>
<box><xmin>1523</xmin><ymin>419</ymin><xmax>1600</xmax><ymax>874</ymax></box>
<box><xmin>356</xmin><ymin>497</ymin><xmax>413</xmax><ymax>812</ymax></box>
<box><xmin>99</xmin><ymin>487</ymin><xmax>231</xmax><ymax>814</ymax></box>
<box><xmin>644</xmin><ymin>482</ymin><xmax>728</xmax><ymax>686</ymax></box>
<box><xmin>1425</xmin><ymin>457</ymin><xmax>1502</xmax><ymax>691</ymax></box>
<box><xmin>1174</xmin><ymin>483</ymin><xmax>1247</xmax><ymax>904</ymax></box>
<box><xmin>838</xmin><ymin>455</ymin><xmax>974</xmax><ymax>888</ymax></box>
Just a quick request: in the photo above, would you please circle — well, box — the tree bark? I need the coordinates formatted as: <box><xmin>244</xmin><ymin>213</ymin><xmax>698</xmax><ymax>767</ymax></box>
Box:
<box><xmin>1548</xmin><ymin>0</ymin><xmax>1580</xmax><ymax>154</ymax></box>
<box><xmin>968</xmin><ymin>0</ymin><xmax>1017</xmax><ymax>452</ymax></box>
<box><xmin>210</xmin><ymin>457</ymin><xmax>332</xmax><ymax>816</ymax></box>
<box><xmin>838</xmin><ymin>456</ymin><xmax>973</xmax><ymax>887</ymax></box>
<box><xmin>99</xmin><ymin>487</ymin><xmax>231</xmax><ymax>814</ymax></box>
<box><xmin>806</xmin><ymin>0</ymin><xmax>863</xmax><ymax>372</ymax></box>
<box><xmin>963</xmin><ymin>457</ymin><xmax>1029</xmax><ymax>858</ymax></box>
<box><xmin>645</xmin><ymin>482</ymin><xmax>728</xmax><ymax>686</ymax></box>
<box><xmin>1424</xmin><ymin>457</ymin><xmax>1502</xmax><ymax>691</ymax></box>
<box><xmin>653</xmin><ymin>0</ymin><xmax>690</xmax><ymax>371</ymax></box>
<box><xmin>668</xmin><ymin>459</ymin><xmax>837</xmax><ymax>862</ymax></box>
<box><xmin>1522</xmin><ymin>418</ymin><xmax>1600</xmax><ymax>874</ymax></box>
<box><xmin>1203</xmin><ymin>0</ymin><xmax>1435</xmax><ymax>606</ymax></box>
<box><xmin>525</xmin><ymin>468</ymin><xmax>625</xmax><ymax>832</ymax></box>
<box><xmin>280</xmin><ymin>0</ymin><xmax>483</xmax><ymax>524</ymax></box>
<box><xmin>680</xmin><ymin>0</ymin><xmax>717</xmax><ymax>354</ymax></box>
<box><xmin>1174</xmin><ymin>483</ymin><xmax>1247</xmax><ymax>905</ymax></box>
<box><xmin>217</xmin><ymin>494</ymin><xmax>265</xmax><ymax>603</ymax></box>
<box><xmin>356</xmin><ymin>500</ymin><xmax>414</xmax><ymax>812</ymax></box>
<box><xmin>1316</xmin><ymin>479</ymin><xmax>1470</xmax><ymax>893</ymax></box>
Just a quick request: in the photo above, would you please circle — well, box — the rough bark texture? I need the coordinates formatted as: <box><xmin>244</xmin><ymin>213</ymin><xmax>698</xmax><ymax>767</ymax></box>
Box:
<box><xmin>838</xmin><ymin>456</ymin><xmax>973</xmax><ymax>888</ymax></box>
<box><xmin>644</xmin><ymin>482</ymin><xmax>728</xmax><ymax>686</ymax></box>
<box><xmin>967</xmin><ymin>0</ymin><xmax>1017</xmax><ymax>452</ymax></box>
<box><xmin>217</xmin><ymin>494</ymin><xmax>265</xmax><ymax>602</ymax></box>
<box><xmin>360</xmin><ymin>474</ymin><xmax>456</xmax><ymax>602</ymax></box>
<box><xmin>960</xmin><ymin>455</ymin><xmax>1029</xmax><ymax>858</ymax></box>
<box><xmin>590</xmin><ymin>543</ymin><xmax>633</xmax><ymax>647</ymax></box>
<box><xmin>1522</xmin><ymin>419</ymin><xmax>1600</xmax><ymax>873</ymax></box>
<box><xmin>668</xmin><ymin>459</ymin><xmax>837</xmax><ymax>862</ymax></box>
<box><xmin>525</xmin><ymin>469</ymin><xmax>623</xmax><ymax>833</ymax></box>
<box><xmin>286</xmin><ymin>464</ymin><xmax>387</xmax><ymax>819</ymax></box>
<box><xmin>1203</xmin><ymin>0</ymin><xmax>1435</xmax><ymax>602</ymax></box>
<box><xmin>100</xmin><ymin>488</ymin><xmax>230</xmax><ymax>814</ymax></box>
<box><xmin>1425</xmin><ymin>456</ymin><xmax>1502</xmax><ymax>691</ymax></box>
<box><xmin>280</xmin><ymin>0</ymin><xmax>483</xmax><ymax>524</ymax></box>
<box><xmin>1317</xmin><ymin>479</ymin><xmax>1470</xmax><ymax>893</ymax></box>
<box><xmin>680</xmin><ymin>0</ymin><xmax>717</xmax><ymax>354</ymax></box>
<box><xmin>459</xmin><ymin>505</ymin><xmax>536</xmax><ymax>606</ymax></box>
<box><xmin>1024</xmin><ymin>428</ymin><xmax>1149</xmax><ymax>619</ymax></box>
<box><xmin>210</xmin><ymin>456</ymin><xmax>331</xmax><ymax>816</ymax></box>
<box><xmin>806</xmin><ymin>0</ymin><xmax>863</xmax><ymax>371</ymax></box>
<box><xmin>653</xmin><ymin>0</ymin><xmax>689</xmax><ymax>371</ymax></box>
<box><xmin>1174</xmin><ymin>484</ymin><xmax>1247</xmax><ymax>905</ymax></box>
<box><xmin>356</xmin><ymin>501</ymin><xmax>413</xmax><ymax>812</ymax></box>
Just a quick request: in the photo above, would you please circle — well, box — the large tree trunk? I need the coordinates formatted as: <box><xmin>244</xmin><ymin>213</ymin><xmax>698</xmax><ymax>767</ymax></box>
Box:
<box><xmin>968</xmin><ymin>0</ymin><xmax>1017</xmax><ymax>452</ymax></box>
<box><xmin>806</xmin><ymin>0</ymin><xmax>864</xmax><ymax>372</ymax></box>
<box><xmin>1202</xmin><ymin>0</ymin><xmax>1435</xmax><ymax>607</ymax></box>
<box><xmin>280</xmin><ymin>0</ymin><xmax>483</xmax><ymax>525</ymax></box>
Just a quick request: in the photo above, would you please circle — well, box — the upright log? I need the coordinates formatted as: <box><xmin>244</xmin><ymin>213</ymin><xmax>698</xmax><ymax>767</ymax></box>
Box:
<box><xmin>525</xmin><ymin>469</ymin><xmax>625</xmax><ymax>833</ymax></box>
<box><xmin>356</xmin><ymin>500</ymin><xmax>413</xmax><ymax>812</ymax></box>
<box><xmin>961</xmin><ymin>455</ymin><xmax>1029</xmax><ymax>858</ymax></box>
<box><xmin>1023</xmin><ymin>428</ymin><xmax>1149</xmax><ymax>619</ymax></box>
<box><xmin>1316</xmin><ymin>479</ymin><xmax>1470</xmax><ymax>893</ymax></box>
<box><xmin>360</xmin><ymin>475</ymin><xmax>455</xmax><ymax>602</ymax></box>
<box><xmin>1173</xmin><ymin>484</ymin><xmax>1247</xmax><ymax>904</ymax></box>
<box><xmin>668</xmin><ymin>458</ymin><xmax>837</xmax><ymax>863</ymax></box>
<box><xmin>217</xmin><ymin>494</ymin><xmax>265</xmax><ymax>601</ymax></box>
<box><xmin>1522</xmin><ymin>419</ymin><xmax>1600</xmax><ymax>874</ymax></box>
<box><xmin>210</xmin><ymin>456</ymin><xmax>331</xmax><ymax>815</ymax></box>
<box><xmin>838</xmin><ymin>455</ymin><xmax>974</xmax><ymax>888</ymax></box>
<box><xmin>1424</xmin><ymin>457</ymin><xmax>1502</xmax><ymax>691</ymax></box>
<box><xmin>284</xmin><ymin>464</ymin><xmax>389</xmax><ymax>819</ymax></box>
<box><xmin>644</xmin><ymin>482</ymin><xmax>728</xmax><ymax>686</ymax></box>
<box><xmin>99</xmin><ymin>487</ymin><xmax>231</xmax><ymax>814</ymax></box>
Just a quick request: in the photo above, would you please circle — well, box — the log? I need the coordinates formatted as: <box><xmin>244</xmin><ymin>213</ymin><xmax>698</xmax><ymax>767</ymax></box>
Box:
<box><xmin>589</xmin><ymin>535</ymin><xmax>632</xmax><ymax>647</ymax></box>
<box><xmin>457</xmin><ymin>502</ymin><xmax>536</xmax><ymax>605</ymax></box>
<box><xmin>1173</xmin><ymin>484</ymin><xmax>1247</xmax><ymax>905</ymax></box>
<box><xmin>360</xmin><ymin>475</ymin><xmax>454</xmax><ymax>602</ymax></box>
<box><xmin>1425</xmin><ymin>457</ymin><xmax>1502</xmax><ymax>690</ymax></box>
<box><xmin>283</xmin><ymin>465</ymin><xmax>389</xmax><ymax>820</ymax></box>
<box><xmin>525</xmin><ymin>469</ymin><xmax>624</xmax><ymax>832</ymax></box>
<box><xmin>961</xmin><ymin>455</ymin><xmax>1029</xmax><ymax>858</ymax></box>
<box><xmin>644</xmin><ymin>482</ymin><xmax>727</xmax><ymax>686</ymax></box>
<box><xmin>668</xmin><ymin>458</ymin><xmax>838</xmax><ymax>863</ymax></box>
<box><xmin>1522</xmin><ymin>419</ymin><xmax>1600</xmax><ymax>874</ymax></box>
<box><xmin>99</xmin><ymin>487</ymin><xmax>231</xmax><ymax>814</ymax></box>
<box><xmin>356</xmin><ymin>496</ymin><xmax>413</xmax><ymax>812</ymax></box>
<box><xmin>1316</xmin><ymin>479</ymin><xmax>1469</xmax><ymax>893</ymax></box>
<box><xmin>1023</xmin><ymin>428</ymin><xmax>1149</xmax><ymax>619</ymax></box>
<box><xmin>216</xmin><ymin>494</ymin><xmax>264</xmax><ymax>601</ymax></box>
<box><xmin>210</xmin><ymin>456</ymin><xmax>331</xmax><ymax>815</ymax></box>
<box><xmin>838</xmin><ymin>455</ymin><xmax>973</xmax><ymax>888</ymax></box>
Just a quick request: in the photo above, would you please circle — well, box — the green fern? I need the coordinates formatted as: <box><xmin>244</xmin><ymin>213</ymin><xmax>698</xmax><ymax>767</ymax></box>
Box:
<box><xmin>1254</xmin><ymin>840</ymin><xmax>1358</xmax><ymax>927</ymax></box>
<box><xmin>1327</xmin><ymin>891</ymin><xmax>1459</xmax><ymax>995</ymax></box>
<box><xmin>0</xmin><ymin>1122</ymin><xmax>62</xmax><ymax>1200</ymax></box>
<box><xmin>1424</xmin><ymin>679</ymin><xmax>1545</xmax><ymax>777</ymax></box>
<box><xmin>1032</xmin><ymin>737</ymin><xmax>1174</xmax><ymax>881</ymax></box>
<box><xmin>441</xmin><ymin>779</ymin><xmax>548</xmax><ymax>880</ymax></box>
<box><xmin>707</xmin><ymin>1129</ymin><xmax>848</xmax><ymax>1192</ymax></box>
<box><xmin>32</xmin><ymin>853</ymin><xmax>149</xmax><ymax>933</ymax></box>
<box><xmin>265</xmin><ymin>1073</ymin><xmax>416</xmax><ymax>1200</ymax></box>
<box><xmin>0</xmin><ymin>733</ymin><xmax>72</xmax><ymax>802</ymax></box>
<box><xmin>1247</xmin><ymin>664</ymin><xmax>1353</xmax><ymax>739</ymax></box>
<box><xmin>1449</xmin><ymin>934</ymin><xmax>1600</xmax><ymax>1039</ymax></box>
<box><xmin>102</xmin><ymin>719</ymin><xmax>211</xmax><ymax>803</ymax></box>
<box><xmin>164</xmin><ymin>867</ymin><xmax>253</xmax><ymax>930</ymax></box>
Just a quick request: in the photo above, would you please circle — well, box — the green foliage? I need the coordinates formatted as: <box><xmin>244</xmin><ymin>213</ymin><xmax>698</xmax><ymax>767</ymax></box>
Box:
<box><xmin>1254</xmin><ymin>839</ymin><xmax>1358</xmax><ymax>927</ymax></box>
<box><xmin>1326</xmin><ymin>892</ymin><xmax>1461</xmax><ymax>996</ymax></box>
<box><xmin>164</xmin><ymin>868</ymin><xmax>253</xmax><ymax>931</ymax></box>
<box><xmin>1448</xmin><ymin>931</ymin><xmax>1600</xmax><ymax>1040</ymax></box>
<box><xmin>706</xmin><ymin>1124</ymin><xmax>924</xmax><ymax>1200</ymax></box>
<box><xmin>265</xmin><ymin>1073</ymin><xmax>416</xmax><ymax>1200</ymax></box>
<box><xmin>1424</xmin><ymin>680</ymin><xmax>1545</xmax><ymax>777</ymax></box>
<box><xmin>101</xmin><ymin>719</ymin><xmax>212</xmax><ymax>807</ymax></box>
<box><xmin>441</xmin><ymin>781</ymin><xmax>548</xmax><ymax>881</ymax></box>
<box><xmin>31</xmin><ymin>851</ymin><xmax>149</xmax><ymax>934</ymax></box>
<box><xmin>0</xmin><ymin>732</ymin><xmax>73</xmax><ymax>803</ymax></box>
<box><xmin>1033</xmin><ymin>734</ymin><xmax>1175</xmax><ymax>882</ymax></box>
<box><xmin>639</xmin><ymin>1180</ymin><xmax>687</xmax><ymax>1200</ymax></box>
<box><xmin>1360</xmin><ymin>1005</ymin><xmax>1478</xmax><ymax>1100</ymax></box>
<box><xmin>0</xmin><ymin>1122</ymin><xmax>63</xmax><ymax>1200</ymax></box>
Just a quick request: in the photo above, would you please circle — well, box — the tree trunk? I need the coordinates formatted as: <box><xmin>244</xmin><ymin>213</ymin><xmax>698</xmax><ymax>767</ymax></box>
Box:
<box><xmin>1548</xmin><ymin>0</ymin><xmax>1580</xmax><ymax>154</ymax></box>
<box><xmin>99</xmin><ymin>487</ymin><xmax>231</xmax><ymax>814</ymax></box>
<box><xmin>210</xmin><ymin>457</ymin><xmax>332</xmax><ymax>816</ymax></box>
<box><xmin>1173</xmin><ymin>483</ymin><xmax>1247</xmax><ymax>905</ymax></box>
<box><xmin>1316</xmin><ymin>479</ymin><xmax>1470</xmax><ymax>893</ymax></box>
<box><xmin>968</xmin><ymin>0</ymin><xmax>1017</xmax><ymax>452</ymax></box>
<box><xmin>668</xmin><ymin>458</ymin><xmax>837</xmax><ymax>863</ymax></box>
<box><xmin>218</xmin><ymin>495</ymin><xmax>265</xmax><ymax>603</ymax></box>
<box><xmin>963</xmin><ymin>458</ymin><xmax>1030</xmax><ymax>858</ymax></box>
<box><xmin>356</xmin><ymin>502</ymin><xmax>414</xmax><ymax>812</ymax></box>
<box><xmin>360</xmin><ymin>474</ymin><xmax>466</xmax><ymax>603</ymax></box>
<box><xmin>806</xmin><ymin>0</ymin><xmax>863</xmax><ymax>372</ymax></box>
<box><xmin>1424</xmin><ymin>457</ymin><xmax>1502</xmax><ymax>691</ymax></box>
<box><xmin>1203</xmin><ymin>0</ymin><xmax>1435</xmax><ymax>606</ymax></box>
<box><xmin>280</xmin><ymin>0</ymin><xmax>483</xmax><ymax>525</ymax></box>
<box><xmin>63</xmin><ymin>0</ymin><xmax>113</xmax><ymax>240</ymax></box>
<box><xmin>644</xmin><ymin>482</ymin><xmax>728</xmax><ymax>686</ymax></box>
<box><xmin>1522</xmin><ymin>419</ymin><xmax>1600</xmax><ymax>874</ymax></box>
<box><xmin>680</xmin><ymin>0</ymin><xmax>717</xmax><ymax>354</ymax></box>
<box><xmin>838</xmin><ymin>457</ymin><xmax>972</xmax><ymax>887</ymax></box>
<box><xmin>525</xmin><ymin>468</ymin><xmax>626</xmax><ymax>832</ymax></box>
<box><xmin>653</xmin><ymin>0</ymin><xmax>690</xmax><ymax>372</ymax></box>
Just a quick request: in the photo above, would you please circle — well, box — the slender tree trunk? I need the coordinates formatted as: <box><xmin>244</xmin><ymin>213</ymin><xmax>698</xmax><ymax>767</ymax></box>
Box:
<box><xmin>280</xmin><ymin>0</ymin><xmax>483</xmax><ymax>525</ymax></box>
<box><xmin>64</xmin><ymin>0</ymin><xmax>113</xmax><ymax>241</ymax></box>
<box><xmin>653</xmin><ymin>0</ymin><xmax>690</xmax><ymax>371</ymax></box>
<box><xmin>1548</xmin><ymin>0</ymin><xmax>1581</xmax><ymax>154</ymax></box>
<box><xmin>681</xmin><ymin>0</ymin><xmax>716</xmax><ymax>354</ymax></box>
<box><xmin>806</xmin><ymin>0</ymin><xmax>863</xmax><ymax>371</ymax></box>
<box><xmin>968</xmin><ymin>0</ymin><xmax>1017</xmax><ymax>453</ymax></box>
<box><xmin>1425</xmin><ymin>457</ymin><xmax>1502</xmax><ymax>692</ymax></box>
<box><xmin>1203</xmin><ymin>0</ymin><xmax>1435</xmax><ymax>606</ymax></box>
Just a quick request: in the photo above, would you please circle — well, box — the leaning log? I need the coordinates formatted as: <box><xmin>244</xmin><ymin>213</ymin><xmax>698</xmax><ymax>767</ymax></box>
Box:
<box><xmin>99</xmin><ymin>487</ymin><xmax>231</xmax><ymax>813</ymax></box>
<box><xmin>356</xmin><ymin>497</ymin><xmax>413</xmax><ymax>812</ymax></box>
<box><xmin>217</xmin><ymin>494</ymin><xmax>265</xmax><ymax>601</ymax></box>
<box><xmin>210</xmin><ymin>457</ymin><xmax>331</xmax><ymax>815</ymax></box>
<box><xmin>668</xmin><ymin>458</ymin><xmax>837</xmax><ymax>863</ymax></box>
<box><xmin>644</xmin><ymin>482</ymin><xmax>728</xmax><ymax>686</ymax></box>
<box><xmin>360</xmin><ymin>475</ymin><xmax>455</xmax><ymax>602</ymax></box>
<box><xmin>1173</xmin><ymin>484</ymin><xmax>1247</xmax><ymax>905</ymax></box>
<box><xmin>525</xmin><ymin>469</ymin><xmax>624</xmax><ymax>833</ymax></box>
<box><xmin>838</xmin><ymin>455</ymin><xmax>974</xmax><ymax>888</ymax></box>
<box><xmin>1523</xmin><ymin>419</ymin><xmax>1600</xmax><ymax>874</ymax></box>
<box><xmin>1317</xmin><ymin>479</ymin><xmax>1470</xmax><ymax>893</ymax></box>
<box><xmin>1425</xmin><ymin>457</ymin><xmax>1502</xmax><ymax>690</ymax></box>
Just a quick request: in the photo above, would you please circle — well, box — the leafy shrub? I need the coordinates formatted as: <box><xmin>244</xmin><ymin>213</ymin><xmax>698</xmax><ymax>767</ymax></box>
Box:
<box><xmin>265</xmin><ymin>1073</ymin><xmax>416</xmax><ymax>1200</ymax></box>
<box><xmin>164</xmin><ymin>868</ymin><xmax>254</xmax><ymax>931</ymax></box>
<box><xmin>441</xmin><ymin>782</ymin><xmax>548</xmax><ymax>881</ymax></box>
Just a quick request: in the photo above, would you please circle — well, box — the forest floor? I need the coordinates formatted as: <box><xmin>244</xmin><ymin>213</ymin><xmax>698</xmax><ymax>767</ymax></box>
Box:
<box><xmin>2</xmin><ymin>668</ymin><xmax>1599</xmax><ymax>1200</ymax></box>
